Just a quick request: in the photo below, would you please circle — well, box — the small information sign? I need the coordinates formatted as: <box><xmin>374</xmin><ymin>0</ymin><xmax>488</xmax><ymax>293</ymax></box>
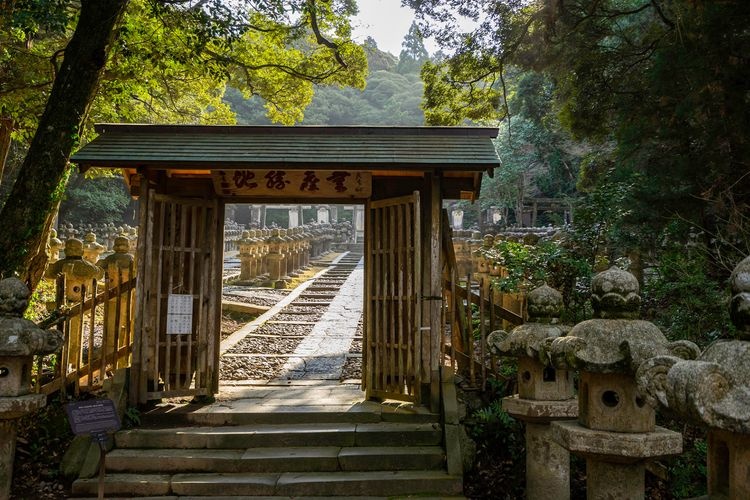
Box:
<box><xmin>65</xmin><ymin>399</ymin><xmax>121</xmax><ymax>436</ymax></box>
<box><xmin>66</xmin><ymin>399</ymin><xmax>122</xmax><ymax>500</ymax></box>
<box><xmin>213</xmin><ymin>169</ymin><xmax>371</xmax><ymax>198</ymax></box>
<box><xmin>167</xmin><ymin>294</ymin><xmax>193</xmax><ymax>334</ymax></box>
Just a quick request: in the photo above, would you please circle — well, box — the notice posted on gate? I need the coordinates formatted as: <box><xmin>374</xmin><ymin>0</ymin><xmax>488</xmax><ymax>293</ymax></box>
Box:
<box><xmin>213</xmin><ymin>170</ymin><xmax>371</xmax><ymax>198</ymax></box>
<box><xmin>166</xmin><ymin>294</ymin><xmax>193</xmax><ymax>335</ymax></box>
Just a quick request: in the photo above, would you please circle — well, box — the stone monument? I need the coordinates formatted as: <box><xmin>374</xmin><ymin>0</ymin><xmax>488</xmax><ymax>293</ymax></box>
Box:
<box><xmin>637</xmin><ymin>255</ymin><xmax>750</xmax><ymax>498</ymax></box>
<box><xmin>0</xmin><ymin>278</ymin><xmax>63</xmax><ymax>499</ymax></box>
<box><xmin>548</xmin><ymin>267</ymin><xmax>698</xmax><ymax>499</ymax></box>
<box><xmin>489</xmin><ymin>284</ymin><xmax>577</xmax><ymax>499</ymax></box>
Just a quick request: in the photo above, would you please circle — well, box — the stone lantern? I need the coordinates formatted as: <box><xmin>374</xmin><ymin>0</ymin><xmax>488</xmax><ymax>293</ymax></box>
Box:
<box><xmin>82</xmin><ymin>232</ymin><xmax>106</xmax><ymax>264</ymax></box>
<box><xmin>97</xmin><ymin>236</ymin><xmax>135</xmax><ymax>362</ymax></box>
<box><xmin>490</xmin><ymin>284</ymin><xmax>577</xmax><ymax>499</ymax></box>
<box><xmin>238</xmin><ymin>230</ymin><xmax>254</xmax><ymax>281</ymax></box>
<box><xmin>45</xmin><ymin>238</ymin><xmax>104</xmax><ymax>364</ymax></box>
<box><xmin>548</xmin><ymin>267</ymin><xmax>699</xmax><ymax>499</ymax></box>
<box><xmin>637</xmin><ymin>255</ymin><xmax>750</xmax><ymax>498</ymax></box>
<box><xmin>0</xmin><ymin>278</ymin><xmax>63</xmax><ymax>499</ymax></box>
<box><xmin>265</xmin><ymin>228</ymin><xmax>287</xmax><ymax>287</ymax></box>
<box><xmin>48</xmin><ymin>229</ymin><xmax>63</xmax><ymax>263</ymax></box>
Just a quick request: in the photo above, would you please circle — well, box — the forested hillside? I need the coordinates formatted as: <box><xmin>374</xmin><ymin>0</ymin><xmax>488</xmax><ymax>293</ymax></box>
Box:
<box><xmin>225</xmin><ymin>35</ymin><xmax>426</xmax><ymax>126</ymax></box>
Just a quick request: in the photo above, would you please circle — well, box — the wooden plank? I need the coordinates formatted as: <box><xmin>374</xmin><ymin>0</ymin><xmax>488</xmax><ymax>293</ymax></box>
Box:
<box><xmin>210</xmin><ymin>199</ymin><xmax>225</xmax><ymax>394</ymax></box>
<box><xmin>396</xmin><ymin>203</ymin><xmax>405</xmax><ymax>396</ymax></box>
<box><xmin>363</xmin><ymin>200</ymin><xmax>372</xmax><ymax>395</ymax></box>
<box><xmin>404</xmin><ymin>201</ymin><xmax>414</xmax><ymax>397</ymax></box>
<box><xmin>388</xmin><ymin>205</ymin><xmax>396</xmax><ymax>393</ymax></box>
<box><xmin>131</xmin><ymin>180</ymin><xmax>151</xmax><ymax>405</ymax></box>
<box><xmin>429</xmin><ymin>174</ymin><xmax>442</xmax><ymax>412</ymax></box>
<box><xmin>444</xmin><ymin>278</ymin><xmax>523</xmax><ymax>326</ymax></box>
<box><xmin>412</xmin><ymin>191</ymin><xmax>422</xmax><ymax>402</ymax></box>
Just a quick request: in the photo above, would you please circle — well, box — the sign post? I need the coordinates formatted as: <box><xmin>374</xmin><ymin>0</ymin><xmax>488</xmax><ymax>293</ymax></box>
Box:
<box><xmin>65</xmin><ymin>399</ymin><xmax>121</xmax><ymax>499</ymax></box>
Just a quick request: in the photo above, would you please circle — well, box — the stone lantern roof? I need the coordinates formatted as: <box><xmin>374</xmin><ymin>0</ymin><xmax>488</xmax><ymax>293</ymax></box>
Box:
<box><xmin>0</xmin><ymin>278</ymin><xmax>63</xmax><ymax>357</ymax></box>
<box><xmin>489</xmin><ymin>284</ymin><xmax>567</xmax><ymax>362</ymax></box>
<box><xmin>637</xmin><ymin>255</ymin><xmax>750</xmax><ymax>434</ymax></box>
<box><xmin>549</xmin><ymin>267</ymin><xmax>700</xmax><ymax>374</ymax></box>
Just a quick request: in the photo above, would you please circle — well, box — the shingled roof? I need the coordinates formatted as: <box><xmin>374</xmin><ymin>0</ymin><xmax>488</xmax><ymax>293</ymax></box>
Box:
<box><xmin>71</xmin><ymin>124</ymin><xmax>500</xmax><ymax>172</ymax></box>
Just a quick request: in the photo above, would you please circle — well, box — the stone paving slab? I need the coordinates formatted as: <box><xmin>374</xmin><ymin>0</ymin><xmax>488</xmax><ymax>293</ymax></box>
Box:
<box><xmin>276</xmin><ymin>259</ymin><xmax>364</xmax><ymax>381</ymax></box>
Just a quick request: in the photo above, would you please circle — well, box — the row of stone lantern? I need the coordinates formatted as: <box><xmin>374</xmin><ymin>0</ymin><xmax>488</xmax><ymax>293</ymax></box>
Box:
<box><xmin>237</xmin><ymin>223</ymin><xmax>338</xmax><ymax>287</ymax></box>
<box><xmin>490</xmin><ymin>260</ymin><xmax>749</xmax><ymax>499</ymax></box>
<box><xmin>56</xmin><ymin>223</ymin><xmax>138</xmax><ymax>254</ymax></box>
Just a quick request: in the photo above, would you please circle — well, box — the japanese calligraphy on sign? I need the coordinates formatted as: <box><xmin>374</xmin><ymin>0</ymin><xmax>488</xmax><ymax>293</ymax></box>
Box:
<box><xmin>214</xmin><ymin>170</ymin><xmax>371</xmax><ymax>198</ymax></box>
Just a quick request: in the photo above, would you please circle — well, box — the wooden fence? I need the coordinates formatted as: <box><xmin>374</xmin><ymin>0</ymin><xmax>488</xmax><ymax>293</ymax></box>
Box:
<box><xmin>440</xmin><ymin>213</ymin><xmax>524</xmax><ymax>389</ymax></box>
<box><xmin>34</xmin><ymin>265</ymin><xmax>136</xmax><ymax>397</ymax></box>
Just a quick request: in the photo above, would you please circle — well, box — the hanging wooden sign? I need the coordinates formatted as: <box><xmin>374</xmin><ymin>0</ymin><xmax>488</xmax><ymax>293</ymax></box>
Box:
<box><xmin>213</xmin><ymin>170</ymin><xmax>371</xmax><ymax>198</ymax></box>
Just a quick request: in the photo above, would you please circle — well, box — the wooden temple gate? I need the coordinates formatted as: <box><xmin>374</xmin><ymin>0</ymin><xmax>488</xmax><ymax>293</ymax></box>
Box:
<box><xmin>71</xmin><ymin>125</ymin><xmax>501</xmax><ymax>409</ymax></box>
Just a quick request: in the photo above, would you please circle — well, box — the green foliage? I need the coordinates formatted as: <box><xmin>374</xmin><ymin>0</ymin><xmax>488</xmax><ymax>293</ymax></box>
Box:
<box><xmin>669</xmin><ymin>436</ymin><xmax>708</xmax><ymax>498</ymax></box>
<box><xmin>123</xmin><ymin>406</ymin><xmax>141</xmax><ymax>429</ymax></box>
<box><xmin>642</xmin><ymin>226</ymin><xmax>735</xmax><ymax>347</ymax></box>
<box><xmin>227</xmin><ymin>40</ymin><xmax>425</xmax><ymax>126</ymax></box>
<box><xmin>480</xmin><ymin>240</ymin><xmax>592</xmax><ymax>322</ymax></box>
<box><xmin>24</xmin><ymin>277</ymin><xmax>55</xmax><ymax>323</ymax></box>
<box><xmin>58</xmin><ymin>173</ymin><xmax>132</xmax><ymax>225</ymax></box>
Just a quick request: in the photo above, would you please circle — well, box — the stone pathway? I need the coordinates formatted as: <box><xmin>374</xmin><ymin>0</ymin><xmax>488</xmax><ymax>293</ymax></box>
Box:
<box><xmin>274</xmin><ymin>259</ymin><xmax>363</xmax><ymax>381</ymax></box>
<box><xmin>218</xmin><ymin>251</ymin><xmax>363</xmax><ymax>384</ymax></box>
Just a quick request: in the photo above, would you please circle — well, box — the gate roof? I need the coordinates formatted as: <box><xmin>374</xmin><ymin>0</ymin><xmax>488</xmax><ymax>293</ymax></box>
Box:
<box><xmin>71</xmin><ymin>124</ymin><xmax>500</xmax><ymax>200</ymax></box>
<box><xmin>72</xmin><ymin>124</ymin><xmax>499</xmax><ymax>171</ymax></box>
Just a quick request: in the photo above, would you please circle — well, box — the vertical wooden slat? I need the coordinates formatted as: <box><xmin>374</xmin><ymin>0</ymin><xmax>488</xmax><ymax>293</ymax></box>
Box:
<box><xmin>363</xmin><ymin>201</ymin><xmax>372</xmax><ymax>395</ymax></box>
<box><xmin>404</xmin><ymin>200</ymin><xmax>413</xmax><ymax>395</ymax></box>
<box><xmin>372</xmin><ymin>205</ymin><xmax>380</xmax><ymax>395</ymax></box>
<box><xmin>388</xmin><ymin>205</ymin><xmax>396</xmax><ymax>393</ymax></box>
<box><xmin>467</xmin><ymin>273</ymin><xmax>476</xmax><ymax>387</ymax></box>
<box><xmin>101</xmin><ymin>272</ymin><xmax>110</xmax><ymax>380</ymax></box>
<box><xmin>396</xmin><ymin>203</ymin><xmax>405</xmax><ymax>394</ymax></box>
<box><xmin>429</xmin><ymin>174</ymin><xmax>442</xmax><ymax>411</ymax></box>
<box><xmin>164</xmin><ymin>201</ymin><xmax>178</xmax><ymax>391</ymax></box>
<box><xmin>185</xmin><ymin>204</ymin><xmax>198</xmax><ymax>389</ymax></box>
<box><xmin>413</xmin><ymin>192</ymin><xmax>422</xmax><ymax>400</ymax></box>
<box><xmin>192</xmin><ymin>204</ymin><xmax>205</xmax><ymax>390</ymax></box>
<box><xmin>480</xmin><ymin>278</ymin><xmax>487</xmax><ymax>390</ymax></box>
<box><xmin>124</xmin><ymin>261</ymin><xmax>134</xmax><ymax>365</ymax></box>
<box><xmin>130</xmin><ymin>179</ymin><xmax>150</xmax><ymax>405</ymax></box>
<box><xmin>209</xmin><ymin>199</ymin><xmax>225</xmax><ymax>394</ymax></box>
<box><xmin>174</xmin><ymin>203</ymin><xmax>188</xmax><ymax>389</ymax></box>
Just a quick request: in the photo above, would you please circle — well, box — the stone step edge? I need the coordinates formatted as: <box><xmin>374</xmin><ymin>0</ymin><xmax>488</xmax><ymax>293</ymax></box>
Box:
<box><xmin>104</xmin><ymin>446</ymin><xmax>446</xmax><ymax>473</ymax></box>
<box><xmin>72</xmin><ymin>471</ymin><xmax>463</xmax><ymax>497</ymax></box>
<box><xmin>115</xmin><ymin>423</ymin><xmax>443</xmax><ymax>449</ymax></box>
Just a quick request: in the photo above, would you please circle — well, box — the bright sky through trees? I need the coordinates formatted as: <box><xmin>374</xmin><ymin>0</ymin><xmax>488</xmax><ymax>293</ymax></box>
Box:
<box><xmin>352</xmin><ymin>0</ymin><xmax>418</xmax><ymax>55</ymax></box>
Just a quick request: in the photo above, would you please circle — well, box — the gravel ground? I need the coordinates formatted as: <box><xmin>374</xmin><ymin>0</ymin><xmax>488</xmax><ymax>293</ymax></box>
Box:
<box><xmin>253</xmin><ymin>322</ymin><xmax>315</xmax><ymax>336</ymax></box>
<box><xmin>292</xmin><ymin>297</ymin><xmax>333</xmax><ymax>304</ymax></box>
<box><xmin>227</xmin><ymin>335</ymin><xmax>303</xmax><ymax>354</ymax></box>
<box><xmin>273</xmin><ymin>313</ymin><xmax>323</xmax><ymax>322</ymax></box>
<box><xmin>340</xmin><ymin>356</ymin><xmax>362</xmax><ymax>381</ymax></box>
<box><xmin>220</xmin><ymin>355</ymin><xmax>288</xmax><ymax>380</ymax></box>
<box><xmin>222</xmin><ymin>287</ymin><xmax>289</xmax><ymax>306</ymax></box>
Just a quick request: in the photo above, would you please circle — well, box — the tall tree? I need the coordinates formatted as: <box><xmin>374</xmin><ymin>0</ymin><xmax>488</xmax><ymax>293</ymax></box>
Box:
<box><xmin>396</xmin><ymin>21</ymin><xmax>429</xmax><ymax>74</ymax></box>
<box><xmin>409</xmin><ymin>0</ymin><xmax>750</xmax><ymax>266</ymax></box>
<box><xmin>0</xmin><ymin>0</ymin><xmax>367</xmax><ymax>286</ymax></box>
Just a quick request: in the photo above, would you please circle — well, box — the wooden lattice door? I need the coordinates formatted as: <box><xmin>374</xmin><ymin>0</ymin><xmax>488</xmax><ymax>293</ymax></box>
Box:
<box><xmin>132</xmin><ymin>191</ymin><xmax>223</xmax><ymax>404</ymax></box>
<box><xmin>364</xmin><ymin>192</ymin><xmax>422</xmax><ymax>402</ymax></box>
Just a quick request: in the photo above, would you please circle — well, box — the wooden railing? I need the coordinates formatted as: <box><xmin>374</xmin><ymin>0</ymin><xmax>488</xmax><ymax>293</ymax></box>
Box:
<box><xmin>34</xmin><ymin>266</ymin><xmax>136</xmax><ymax>397</ymax></box>
<box><xmin>441</xmin><ymin>212</ymin><xmax>524</xmax><ymax>389</ymax></box>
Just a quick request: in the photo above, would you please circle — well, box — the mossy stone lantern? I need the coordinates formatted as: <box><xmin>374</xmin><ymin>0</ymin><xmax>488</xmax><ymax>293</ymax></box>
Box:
<box><xmin>489</xmin><ymin>284</ymin><xmax>577</xmax><ymax>500</ymax></box>
<box><xmin>549</xmin><ymin>267</ymin><xmax>698</xmax><ymax>499</ymax></box>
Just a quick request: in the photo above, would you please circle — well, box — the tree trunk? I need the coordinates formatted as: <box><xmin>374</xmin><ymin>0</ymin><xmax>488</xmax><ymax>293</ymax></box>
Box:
<box><xmin>0</xmin><ymin>117</ymin><xmax>13</xmax><ymax>187</ymax></box>
<box><xmin>0</xmin><ymin>0</ymin><xmax>129</xmax><ymax>288</ymax></box>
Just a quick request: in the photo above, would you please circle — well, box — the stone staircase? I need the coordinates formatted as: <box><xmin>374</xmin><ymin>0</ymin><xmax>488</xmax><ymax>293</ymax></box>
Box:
<box><xmin>71</xmin><ymin>407</ymin><xmax>463</xmax><ymax>498</ymax></box>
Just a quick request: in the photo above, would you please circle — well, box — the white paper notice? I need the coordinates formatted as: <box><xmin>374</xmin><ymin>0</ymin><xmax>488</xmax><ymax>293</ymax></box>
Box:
<box><xmin>166</xmin><ymin>294</ymin><xmax>193</xmax><ymax>335</ymax></box>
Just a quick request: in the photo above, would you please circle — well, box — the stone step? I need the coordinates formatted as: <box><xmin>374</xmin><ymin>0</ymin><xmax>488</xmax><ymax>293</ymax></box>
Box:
<box><xmin>105</xmin><ymin>446</ymin><xmax>445</xmax><ymax>473</ymax></box>
<box><xmin>73</xmin><ymin>471</ymin><xmax>462</xmax><ymax>497</ymax></box>
<box><xmin>115</xmin><ymin>423</ymin><xmax>442</xmax><ymax>449</ymax></box>
<box><xmin>184</xmin><ymin>404</ymin><xmax>438</xmax><ymax>425</ymax></box>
